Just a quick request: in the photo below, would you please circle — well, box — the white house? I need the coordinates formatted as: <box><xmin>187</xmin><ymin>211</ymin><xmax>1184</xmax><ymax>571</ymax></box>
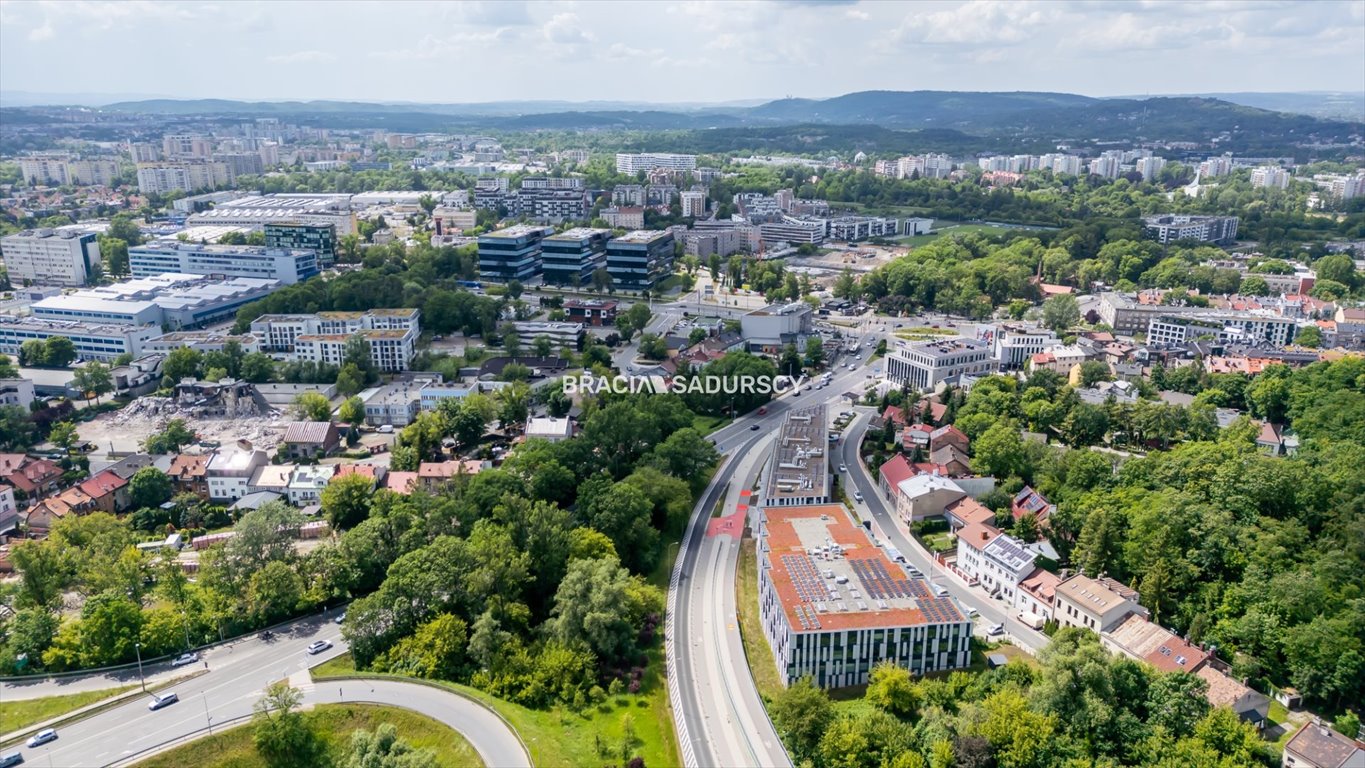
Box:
<box><xmin>955</xmin><ymin>522</ymin><xmax>1038</xmax><ymax>603</ymax></box>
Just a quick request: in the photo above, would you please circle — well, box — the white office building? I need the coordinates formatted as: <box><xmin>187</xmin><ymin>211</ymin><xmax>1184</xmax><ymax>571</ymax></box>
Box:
<box><xmin>18</xmin><ymin>155</ymin><xmax>119</xmax><ymax>186</ymax></box>
<box><xmin>615</xmin><ymin>153</ymin><xmax>697</xmax><ymax>174</ymax></box>
<box><xmin>510</xmin><ymin>321</ymin><xmax>585</xmax><ymax>350</ymax></box>
<box><xmin>989</xmin><ymin>325</ymin><xmax>1058</xmax><ymax>370</ymax></box>
<box><xmin>885</xmin><ymin>338</ymin><xmax>995</xmax><ymax>392</ymax></box>
<box><xmin>30</xmin><ymin>273</ymin><xmax>281</xmax><ymax>330</ymax></box>
<box><xmin>0</xmin><ymin>229</ymin><xmax>101</xmax><ymax>287</ymax></box>
<box><xmin>1143</xmin><ymin>214</ymin><xmax>1239</xmax><ymax>245</ymax></box>
<box><xmin>0</xmin><ymin>316</ymin><xmax>162</xmax><ymax>362</ymax></box>
<box><xmin>955</xmin><ymin>523</ymin><xmax>1038</xmax><ymax>603</ymax></box>
<box><xmin>1135</xmin><ymin>156</ymin><xmax>1166</xmax><ymax>182</ymax></box>
<box><xmin>129</xmin><ymin>241</ymin><xmax>320</xmax><ymax>284</ymax></box>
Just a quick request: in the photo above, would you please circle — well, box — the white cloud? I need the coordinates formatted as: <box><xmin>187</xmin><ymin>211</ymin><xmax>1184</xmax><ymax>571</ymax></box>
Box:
<box><xmin>542</xmin><ymin>12</ymin><xmax>594</xmax><ymax>46</ymax></box>
<box><xmin>28</xmin><ymin>20</ymin><xmax>53</xmax><ymax>41</ymax></box>
<box><xmin>266</xmin><ymin>49</ymin><xmax>336</xmax><ymax>64</ymax></box>
<box><xmin>893</xmin><ymin>1</ymin><xmax>1051</xmax><ymax>46</ymax></box>
<box><xmin>845</xmin><ymin>8</ymin><xmax>870</xmax><ymax>20</ymax></box>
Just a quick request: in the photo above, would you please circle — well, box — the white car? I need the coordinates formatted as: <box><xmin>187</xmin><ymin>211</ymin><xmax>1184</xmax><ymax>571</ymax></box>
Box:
<box><xmin>965</xmin><ymin>606</ymin><xmax>980</xmax><ymax>618</ymax></box>
<box><xmin>170</xmin><ymin>652</ymin><xmax>199</xmax><ymax>667</ymax></box>
<box><xmin>853</xmin><ymin>491</ymin><xmax>863</xmax><ymax>502</ymax></box>
<box><xmin>839</xmin><ymin>464</ymin><xmax>848</xmax><ymax>473</ymax></box>
<box><xmin>148</xmin><ymin>692</ymin><xmax>179</xmax><ymax>711</ymax></box>
<box><xmin>307</xmin><ymin>640</ymin><xmax>333</xmax><ymax>655</ymax></box>
<box><xmin>26</xmin><ymin>729</ymin><xmax>57</xmax><ymax>748</ymax></box>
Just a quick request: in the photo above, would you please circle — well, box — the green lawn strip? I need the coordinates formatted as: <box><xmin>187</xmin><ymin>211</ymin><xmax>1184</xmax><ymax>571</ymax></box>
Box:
<box><xmin>736</xmin><ymin>538</ymin><xmax>785</xmax><ymax>702</ymax></box>
<box><xmin>133</xmin><ymin>703</ymin><xmax>482</xmax><ymax>768</ymax></box>
<box><xmin>691</xmin><ymin>413</ymin><xmax>733</xmax><ymax>435</ymax></box>
<box><xmin>313</xmin><ymin>660</ymin><xmax>677</xmax><ymax>768</ymax></box>
<box><xmin>0</xmin><ymin>684</ymin><xmax>138</xmax><ymax>734</ymax></box>
<box><xmin>1</xmin><ymin>673</ymin><xmax>202</xmax><ymax>749</ymax></box>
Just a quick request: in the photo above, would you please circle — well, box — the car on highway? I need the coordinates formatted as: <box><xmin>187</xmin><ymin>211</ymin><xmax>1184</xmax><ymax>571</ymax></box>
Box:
<box><xmin>853</xmin><ymin>491</ymin><xmax>863</xmax><ymax>502</ymax></box>
<box><xmin>749</xmin><ymin>424</ymin><xmax>760</xmax><ymax>430</ymax></box>
<box><xmin>307</xmin><ymin>640</ymin><xmax>333</xmax><ymax>655</ymax></box>
<box><xmin>987</xmin><ymin>623</ymin><xmax>1005</xmax><ymax>637</ymax></box>
<box><xmin>839</xmin><ymin>463</ymin><xmax>848</xmax><ymax>472</ymax></box>
<box><xmin>148</xmin><ymin>692</ymin><xmax>179</xmax><ymax>710</ymax></box>
<box><xmin>26</xmin><ymin>729</ymin><xmax>57</xmax><ymax>748</ymax></box>
<box><xmin>0</xmin><ymin>753</ymin><xmax>23</xmax><ymax>767</ymax></box>
<box><xmin>170</xmin><ymin>652</ymin><xmax>199</xmax><ymax>667</ymax></box>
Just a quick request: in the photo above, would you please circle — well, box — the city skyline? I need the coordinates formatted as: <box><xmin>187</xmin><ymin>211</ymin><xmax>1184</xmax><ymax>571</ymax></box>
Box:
<box><xmin>2</xmin><ymin>0</ymin><xmax>1362</xmax><ymax>105</ymax></box>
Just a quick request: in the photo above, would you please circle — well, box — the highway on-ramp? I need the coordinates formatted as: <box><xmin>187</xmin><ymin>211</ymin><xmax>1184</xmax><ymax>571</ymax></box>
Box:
<box><xmin>0</xmin><ymin>614</ymin><xmax>529</xmax><ymax>768</ymax></box>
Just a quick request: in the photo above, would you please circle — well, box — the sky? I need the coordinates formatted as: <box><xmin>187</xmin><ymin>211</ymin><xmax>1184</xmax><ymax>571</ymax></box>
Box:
<box><xmin>1</xmin><ymin>0</ymin><xmax>1363</xmax><ymax>105</ymax></box>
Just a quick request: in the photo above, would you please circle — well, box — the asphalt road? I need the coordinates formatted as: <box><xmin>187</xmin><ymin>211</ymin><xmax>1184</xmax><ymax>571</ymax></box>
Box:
<box><xmin>837</xmin><ymin>412</ymin><xmax>1049</xmax><ymax>652</ymax></box>
<box><xmin>671</xmin><ymin>364</ymin><xmax>872</xmax><ymax>768</ymax></box>
<box><xmin>0</xmin><ymin>613</ymin><xmax>529</xmax><ymax>768</ymax></box>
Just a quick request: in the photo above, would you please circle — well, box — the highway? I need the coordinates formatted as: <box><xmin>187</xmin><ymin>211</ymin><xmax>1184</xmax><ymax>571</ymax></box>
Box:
<box><xmin>669</xmin><ymin>361</ymin><xmax>871</xmax><ymax>768</ymax></box>
<box><xmin>836</xmin><ymin>411</ymin><xmax>1049</xmax><ymax>652</ymax></box>
<box><xmin>0</xmin><ymin>614</ymin><xmax>529</xmax><ymax>768</ymax></box>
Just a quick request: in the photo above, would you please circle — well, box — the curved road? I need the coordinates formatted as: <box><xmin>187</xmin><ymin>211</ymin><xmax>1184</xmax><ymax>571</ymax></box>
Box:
<box><xmin>0</xmin><ymin>614</ymin><xmax>529</xmax><ymax>768</ymax></box>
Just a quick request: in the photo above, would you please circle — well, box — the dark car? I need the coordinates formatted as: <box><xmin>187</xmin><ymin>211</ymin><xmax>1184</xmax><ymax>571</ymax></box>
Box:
<box><xmin>749</xmin><ymin>424</ymin><xmax>760</xmax><ymax>431</ymax></box>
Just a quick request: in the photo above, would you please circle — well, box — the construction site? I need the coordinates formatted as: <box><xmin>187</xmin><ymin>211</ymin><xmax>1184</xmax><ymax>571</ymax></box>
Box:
<box><xmin>76</xmin><ymin>378</ymin><xmax>291</xmax><ymax>454</ymax></box>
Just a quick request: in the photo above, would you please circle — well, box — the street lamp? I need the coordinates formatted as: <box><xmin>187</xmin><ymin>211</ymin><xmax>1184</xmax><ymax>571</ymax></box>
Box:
<box><xmin>134</xmin><ymin>642</ymin><xmax>145</xmax><ymax>693</ymax></box>
<box><xmin>203</xmin><ymin>692</ymin><xmax>213</xmax><ymax>736</ymax></box>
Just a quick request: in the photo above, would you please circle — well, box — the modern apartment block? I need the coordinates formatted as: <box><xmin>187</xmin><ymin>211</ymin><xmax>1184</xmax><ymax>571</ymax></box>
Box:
<box><xmin>604</xmin><ymin>229</ymin><xmax>675</xmax><ymax>289</ymax></box>
<box><xmin>540</xmin><ymin>228</ymin><xmax>610</xmax><ymax>286</ymax></box>
<box><xmin>680</xmin><ymin>189</ymin><xmax>707</xmax><ymax>218</ymax></box>
<box><xmin>1146</xmin><ymin>313</ymin><xmax>1297</xmax><ymax>347</ymax></box>
<box><xmin>264</xmin><ymin>222</ymin><xmax>337</xmax><ymax>269</ymax></box>
<box><xmin>510</xmin><ymin>321</ymin><xmax>586</xmax><ymax>351</ymax></box>
<box><xmin>0</xmin><ymin>229</ymin><xmax>101</xmax><ymax>286</ymax></box>
<box><xmin>1143</xmin><ymin>214</ymin><xmax>1240</xmax><ymax>245</ymax></box>
<box><xmin>615</xmin><ymin>153</ymin><xmax>697</xmax><ymax>174</ymax></box>
<box><xmin>251</xmin><ymin>308</ymin><xmax>420</xmax><ymax>370</ymax></box>
<box><xmin>885</xmin><ymin>338</ymin><xmax>995</xmax><ymax>391</ymax></box>
<box><xmin>136</xmin><ymin>161</ymin><xmax>235</xmax><ymax>194</ymax></box>
<box><xmin>128</xmin><ymin>240</ymin><xmax>319</xmax><ymax>284</ymax></box>
<box><xmin>989</xmin><ymin>324</ymin><xmax>1058</xmax><ymax>370</ymax></box>
<box><xmin>478</xmin><ymin>225</ymin><xmax>554</xmax><ymax>282</ymax></box>
<box><xmin>757</xmin><ymin>503</ymin><xmax>973</xmax><ymax>688</ymax></box>
<box><xmin>18</xmin><ymin>155</ymin><xmax>119</xmax><ymax>186</ymax></box>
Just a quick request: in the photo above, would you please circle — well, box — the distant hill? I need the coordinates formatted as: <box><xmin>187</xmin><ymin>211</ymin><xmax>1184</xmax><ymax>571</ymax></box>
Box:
<box><xmin>745</xmin><ymin>90</ymin><xmax>1098</xmax><ymax>126</ymax></box>
<box><xmin>83</xmin><ymin>90</ymin><xmax>1361</xmax><ymax>152</ymax></box>
<box><xmin>1135</xmin><ymin>91</ymin><xmax>1365</xmax><ymax>122</ymax></box>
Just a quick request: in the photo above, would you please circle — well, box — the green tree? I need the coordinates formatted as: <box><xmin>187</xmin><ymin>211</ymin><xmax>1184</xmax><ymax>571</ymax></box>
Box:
<box><xmin>43</xmin><ymin>336</ymin><xmax>77</xmax><ymax>368</ymax></box>
<box><xmin>0</xmin><ymin>405</ymin><xmax>35</xmax><ymax>450</ymax></box>
<box><xmin>240</xmin><ymin>352</ymin><xmax>277</xmax><ymax>383</ymax></box>
<box><xmin>143</xmin><ymin>418</ymin><xmax>196</xmax><ymax>454</ymax></box>
<box><xmin>497</xmin><ymin>382</ymin><xmax>531</xmax><ymax>430</ymax></box>
<box><xmin>371</xmin><ymin>613</ymin><xmax>468</xmax><ymax>682</ymax></box>
<box><xmin>338</xmin><ymin>396</ymin><xmax>366</xmax><ymax>425</ymax></box>
<box><xmin>128</xmin><ymin>467</ymin><xmax>173</xmax><ymax>510</ymax></box>
<box><xmin>647</xmin><ymin>427</ymin><xmax>718</xmax><ymax>481</ymax></box>
<box><xmin>342</xmin><ymin>723</ymin><xmax>438</xmax><ymax>768</ymax></box>
<box><xmin>162</xmin><ymin>347</ymin><xmax>203</xmax><ymax>383</ymax></box>
<box><xmin>48</xmin><ymin>421</ymin><xmax>79</xmax><ymax>453</ymax></box>
<box><xmin>293</xmin><ymin>391</ymin><xmax>333</xmax><ymax>422</ymax></box>
<box><xmin>973</xmin><ymin>421</ymin><xmax>1031</xmax><ymax>480</ymax></box>
<box><xmin>18</xmin><ymin>339</ymin><xmax>46</xmax><ymax>367</ymax></box>
<box><xmin>72</xmin><ymin>362</ymin><xmax>113</xmax><ymax>404</ymax></box>
<box><xmin>246</xmin><ymin>560</ymin><xmax>304</xmax><ymax>625</ymax></box>
<box><xmin>583</xmin><ymin>482</ymin><xmax>659</xmax><ymax>573</ymax></box>
<box><xmin>804</xmin><ymin>337</ymin><xmax>825</xmax><ymax>369</ymax></box>
<box><xmin>865</xmin><ymin>662</ymin><xmax>920</xmax><ymax>720</ymax></box>
<box><xmin>551</xmin><ymin>555</ymin><xmax>649</xmax><ymax>663</ymax></box>
<box><xmin>1295</xmin><ymin>325</ymin><xmax>1322</xmax><ymax>348</ymax></box>
<box><xmin>321</xmin><ymin>472</ymin><xmax>374</xmax><ymax>530</ymax></box>
<box><xmin>0</xmin><ymin>354</ymin><xmax>16</xmax><ymax>378</ymax></box>
<box><xmin>769</xmin><ymin>677</ymin><xmax>833</xmax><ymax>763</ymax></box>
<box><xmin>1042</xmin><ymin>294</ymin><xmax>1080</xmax><ymax>332</ymax></box>
<box><xmin>252</xmin><ymin>682</ymin><xmax>321</xmax><ymax>768</ymax></box>
<box><xmin>1146</xmin><ymin>670</ymin><xmax>1210</xmax><ymax>738</ymax></box>
<box><xmin>638</xmin><ymin>333</ymin><xmax>668</xmax><ymax>360</ymax></box>
<box><xmin>336</xmin><ymin>362</ymin><xmax>367</xmax><ymax>397</ymax></box>
<box><xmin>107</xmin><ymin>214</ymin><xmax>144</xmax><ymax>246</ymax></box>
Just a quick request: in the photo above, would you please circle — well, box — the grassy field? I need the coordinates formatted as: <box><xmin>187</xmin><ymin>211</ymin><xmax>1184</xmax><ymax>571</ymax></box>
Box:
<box><xmin>921</xmin><ymin>531</ymin><xmax>956</xmax><ymax>554</ymax></box>
<box><xmin>736</xmin><ymin>538</ymin><xmax>785</xmax><ymax>702</ymax></box>
<box><xmin>691</xmin><ymin>413</ymin><xmax>734</xmax><ymax>435</ymax></box>
<box><xmin>1</xmin><ymin>684</ymin><xmax>138</xmax><ymax>735</ymax></box>
<box><xmin>311</xmin><ymin>655</ymin><xmax>678</xmax><ymax>768</ymax></box>
<box><xmin>135</xmin><ymin>703</ymin><xmax>482</xmax><ymax>768</ymax></box>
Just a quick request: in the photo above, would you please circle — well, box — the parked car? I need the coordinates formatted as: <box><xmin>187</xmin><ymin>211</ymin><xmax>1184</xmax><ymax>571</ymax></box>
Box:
<box><xmin>0</xmin><ymin>752</ymin><xmax>23</xmax><ymax>767</ymax></box>
<box><xmin>987</xmin><ymin>623</ymin><xmax>1005</xmax><ymax>637</ymax></box>
<box><xmin>853</xmin><ymin>491</ymin><xmax>864</xmax><ymax>502</ymax></box>
<box><xmin>377</xmin><ymin>425</ymin><xmax>394</xmax><ymax>434</ymax></box>
<box><xmin>26</xmin><ymin>730</ymin><xmax>56</xmax><ymax>748</ymax></box>
<box><xmin>170</xmin><ymin>652</ymin><xmax>199</xmax><ymax>668</ymax></box>
<box><xmin>964</xmin><ymin>606</ymin><xmax>980</xmax><ymax>618</ymax></box>
<box><xmin>148</xmin><ymin>693</ymin><xmax>179</xmax><ymax>711</ymax></box>
<box><xmin>307</xmin><ymin>640</ymin><xmax>333</xmax><ymax>655</ymax></box>
<box><xmin>335</xmin><ymin>612</ymin><xmax>346</xmax><ymax>624</ymax></box>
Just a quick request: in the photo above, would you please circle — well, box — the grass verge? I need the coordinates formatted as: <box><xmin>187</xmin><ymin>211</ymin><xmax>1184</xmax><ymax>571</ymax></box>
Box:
<box><xmin>312</xmin><ymin>656</ymin><xmax>679</xmax><ymax>768</ymax></box>
<box><xmin>134</xmin><ymin>703</ymin><xmax>482</xmax><ymax>768</ymax></box>
<box><xmin>736</xmin><ymin>538</ymin><xmax>784</xmax><ymax>702</ymax></box>
<box><xmin>0</xmin><ymin>684</ymin><xmax>138</xmax><ymax>734</ymax></box>
<box><xmin>691</xmin><ymin>413</ymin><xmax>733</xmax><ymax>435</ymax></box>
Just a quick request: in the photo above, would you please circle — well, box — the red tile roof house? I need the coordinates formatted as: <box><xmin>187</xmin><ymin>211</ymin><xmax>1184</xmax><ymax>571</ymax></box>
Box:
<box><xmin>335</xmin><ymin>463</ymin><xmax>386</xmax><ymax>488</ymax></box>
<box><xmin>281</xmin><ymin>421</ymin><xmax>342</xmax><ymax>460</ymax></box>
<box><xmin>878</xmin><ymin>454</ymin><xmax>914</xmax><ymax>499</ymax></box>
<box><xmin>168</xmin><ymin>454</ymin><xmax>210</xmax><ymax>499</ymax></box>
<box><xmin>929</xmin><ymin>425</ymin><xmax>969</xmax><ymax>454</ymax></box>
<box><xmin>881</xmin><ymin>405</ymin><xmax>908</xmax><ymax>428</ymax></box>
<box><xmin>1282</xmin><ymin>719</ymin><xmax>1365</xmax><ymax>768</ymax></box>
<box><xmin>77</xmin><ymin>470</ymin><xmax>129</xmax><ymax>514</ymax></box>
<box><xmin>1011</xmin><ymin>486</ymin><xmax>1055</xmax><ymax>525</ymax></box>
<box><xmin>928</xmin><ymin>445</ymin><xmax>971</xmax><ymax>477</ymax></box>
<box><xmin>417</xmin><ymin>460</ymin><xmax>485</xmax><ymax>491</ymax></box>
<box><xmin>903</xmin><ymin>423</ymin><xmax>934</xmax><ymax>449</ymax></box>
<box><xmin>0</xmin><ymin>454</ymin><xmax>64</xmax><ymax>504</ymax></box>
<box><xmin>382</xmin><ymin>471</ymin><xmax>419</xmax><ymax>495</ymax></box>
